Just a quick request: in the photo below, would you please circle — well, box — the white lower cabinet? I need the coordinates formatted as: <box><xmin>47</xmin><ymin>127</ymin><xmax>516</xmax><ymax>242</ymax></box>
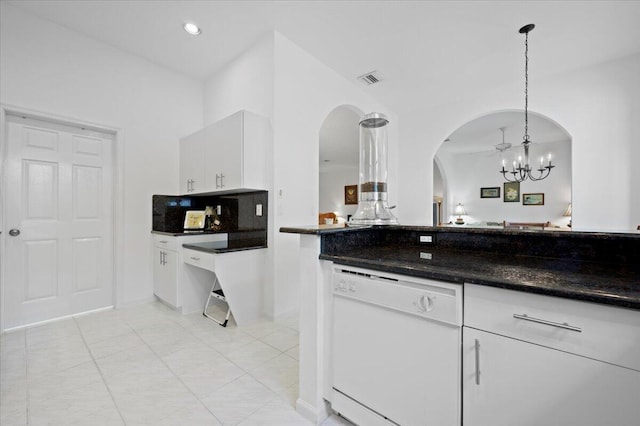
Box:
<box><xmin>152</xmin><ymin>233</ymin><xmax>226</xmax><ymax>313</ymax></box>
<box><xmin>463</xmin><ymin>284</ymin><xmax>640</xmax><ymax>426</ymax></box>
<box><xmin>463</xmin><ymin>327</ymin><xmax>640</xmax><ymax>426</ymax></box>
<box><xmin>153</xmin><ymin>246</ymin><xmax>178</xmax><ymax>307</ymax></box>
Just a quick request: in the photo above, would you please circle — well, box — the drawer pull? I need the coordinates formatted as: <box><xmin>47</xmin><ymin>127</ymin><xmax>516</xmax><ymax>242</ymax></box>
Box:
<box><xmin>190</xmin><ymin>256</ymin><xmax>200</xmax><ymax>261</ymax></box>
<box><xmin>474</xmin><ymin>338</ymin><xmax>481</xmax><ymax>385</ymax></box>
<box><xmin>513</xmin><ymin>313</ymin><xmax>582</xmax><ymax>333</ymax></box>
<box><xmin>159</xmin><ymin>240</ymin><xmax>168</xmax><ymax>244</ymax></box>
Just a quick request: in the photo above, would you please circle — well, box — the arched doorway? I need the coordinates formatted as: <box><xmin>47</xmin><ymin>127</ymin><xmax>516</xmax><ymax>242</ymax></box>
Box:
<box><xmin>434</xmin><ymin>110</ymin><xmax>572</xmax><ymax>228</ymax></box>
<box><xmin>318</xmin><ymin>105</ymin><xmax>363</xmax><ymax>224</ymax></box>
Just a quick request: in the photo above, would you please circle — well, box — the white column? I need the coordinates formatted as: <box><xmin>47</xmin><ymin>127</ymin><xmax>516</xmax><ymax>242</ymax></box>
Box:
<box><xmin>296</xmin><ymin>234</ymin><xmax>332</xmax><ymax>424</ymax></box>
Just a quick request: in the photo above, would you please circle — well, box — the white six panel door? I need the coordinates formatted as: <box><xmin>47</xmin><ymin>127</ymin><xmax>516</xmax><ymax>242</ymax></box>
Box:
<box><xmin>3</xmin><ymin>114</ymin><xmax>113</xmax><ymax>330</ymax></box>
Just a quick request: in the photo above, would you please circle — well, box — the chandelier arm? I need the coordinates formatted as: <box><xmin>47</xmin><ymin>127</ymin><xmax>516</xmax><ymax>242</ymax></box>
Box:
<box><xmin>527</xmin><ymin>166</ymin><xmax>552</xmax><ymax>181</ymax></box>
<box><xmin>519</xmin><ymin>168</ymin><xmax>528</xmax><ymax>182</ymax></box>
<box><xmin>501</xmin><ymin>171</ymin><xmax>519</xmax><ymax>183</ymax></box>
<box><xmin>501</xmin><ymin>168</ymin><xmax>525</xmax><ymax>183</ymax></box>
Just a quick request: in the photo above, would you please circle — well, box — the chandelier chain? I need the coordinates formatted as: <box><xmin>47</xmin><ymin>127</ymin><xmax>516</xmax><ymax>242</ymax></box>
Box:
<box><xmin>500</xmin><ymin>24</ymin><xmax>556</xmax><ymax>183</ymax></box>
<box><xmin>524</xmin><ymin>31</ymin><xmax>529</xmax><ymax>143</ymax></box>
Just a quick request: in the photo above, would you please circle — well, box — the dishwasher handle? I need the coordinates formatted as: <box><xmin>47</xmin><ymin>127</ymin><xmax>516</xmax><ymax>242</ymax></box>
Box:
<box><xmin>417</xmin><ymin>295</ymin><xmax>434</xmax><ymax>313</ymax></box>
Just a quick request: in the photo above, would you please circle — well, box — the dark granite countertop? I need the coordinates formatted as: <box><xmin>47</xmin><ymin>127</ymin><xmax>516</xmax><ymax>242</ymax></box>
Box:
<box><xmin>281</xmin><ymin>225</ymin><xmax>640</xmax><ymax>309</ymax></box>
<box><xmin>152</xmin><ymin>230</ymin><xmax>226</xmax><ymax>237</ymax></box>
<box><xmin>280</xmin><ymin>224</ymin><xmax>640</xmax><ymax>239</ymax></box>
<box><xmin>279</xmin><ymin>224</ymin><xmax>361</xmax><ymax>235</ymax></box>
<box><xmin>183</xmin><ymin>239</ymin><xmax>267</xmax><ymax>253</ymax></box>
<box><xmin>320</xmin><ymin>244</ymin><xmax>640</xmax><ymax>310</ymax></box>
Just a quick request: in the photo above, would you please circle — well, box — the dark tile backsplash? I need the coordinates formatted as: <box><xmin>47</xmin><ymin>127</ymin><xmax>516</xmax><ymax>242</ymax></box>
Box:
<box><xmin>152</xmin><ymin>190</ymin><xmax>268</xmax><ymax>236</ymax></box>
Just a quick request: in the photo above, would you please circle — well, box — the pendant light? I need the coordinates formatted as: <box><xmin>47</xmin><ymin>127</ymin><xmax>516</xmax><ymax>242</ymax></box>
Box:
<box><xmin>500</xmin><ymin>24</ymin><xmax>555</xmax><ymax>182</ymax></box>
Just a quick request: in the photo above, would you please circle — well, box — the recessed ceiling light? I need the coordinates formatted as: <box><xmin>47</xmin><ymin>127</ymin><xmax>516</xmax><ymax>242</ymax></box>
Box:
<box><xmin>183</xmin><ymin>22</ymin><xmax>201</xmax><ymax>36</ymax></box>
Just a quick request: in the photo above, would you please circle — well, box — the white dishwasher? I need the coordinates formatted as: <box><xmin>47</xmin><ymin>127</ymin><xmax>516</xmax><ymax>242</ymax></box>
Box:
<box><xmin>331</xmin><ymin>265</ymin><xmax>462</xmax><ymax>426</ymax></box>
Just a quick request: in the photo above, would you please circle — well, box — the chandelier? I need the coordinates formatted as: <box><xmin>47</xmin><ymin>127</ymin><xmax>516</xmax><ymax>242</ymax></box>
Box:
<box><xmin>501</xmin><ymin>24</ymin><xmax>555</xmax><ymax>183</ymax></box>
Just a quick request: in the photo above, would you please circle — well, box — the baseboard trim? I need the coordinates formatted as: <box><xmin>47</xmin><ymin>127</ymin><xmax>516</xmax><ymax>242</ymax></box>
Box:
<box><xmin>296</xmin><ymin>398</ymin><xmax>331</xmax><ymax>425</ymax></box>
<box><xmin>2</xmin><ymin>305</ymin><xmax>115</xmax><ymax>334</ymax></box>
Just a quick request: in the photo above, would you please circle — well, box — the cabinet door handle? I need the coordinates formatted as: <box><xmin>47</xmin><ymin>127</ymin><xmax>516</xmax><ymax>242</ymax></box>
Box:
<box><xmin>474</xmin><ymin>338</ymin><xmax>481</xmax><ymax>385</ymax></box>
<box><xmin>216</xmin><ymin>174</ymin><xmax>221</xmax><ymax>189</ymax></box>
<box><xmin>190</xmin><ymin>256</ymin><xmax>200</xmax><ymax>261</ymax></box>
<box><xmin>220</xmin><ymin>173</ymin><xmax>225</xmax><ymax>188</ymax></box>
<box><xmin>513</xmin><ymin>313</ymin><xmax>582</xmax><ymax>332</ymax></box>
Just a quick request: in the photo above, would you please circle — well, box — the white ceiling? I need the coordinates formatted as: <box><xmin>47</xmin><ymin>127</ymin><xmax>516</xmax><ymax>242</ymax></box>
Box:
<box><xmin>7</xmin><ymin>1</ymin><xmax>638</xmax><ymax>163</ymax></box>
<box><xmin>7</xmin><ymin>0</ymin><xmax>640</xmax><ymax>114</ymax></box>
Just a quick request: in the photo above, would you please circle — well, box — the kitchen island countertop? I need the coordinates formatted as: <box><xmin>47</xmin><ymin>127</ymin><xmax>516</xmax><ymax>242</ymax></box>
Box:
<box><xmin>282</xmin><ymin>225</ymin><xmax>640</xmax><ymax>310</ymax></box>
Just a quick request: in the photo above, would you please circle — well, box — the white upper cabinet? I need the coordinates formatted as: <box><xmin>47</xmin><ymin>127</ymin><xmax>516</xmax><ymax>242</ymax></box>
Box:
<box><xmin>179</xmin><ymin>110</ymin><xmax>271</xmax><ymax>194</ymax></box>
<box><xmin>205</xmin><ymin>111</ymin><xmax>242</xmax><ymax>190</ymax></box>
<box><xmin>179</xmin><ymin>129</ymin><xmax>205</xmax><ymax>194</ymax></box>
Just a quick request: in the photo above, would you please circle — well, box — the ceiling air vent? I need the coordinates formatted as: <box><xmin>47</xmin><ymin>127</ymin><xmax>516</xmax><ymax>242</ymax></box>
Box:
<box><xmin>358</xmin><ymin>70</ymin><xmax>383</xmax><ymax>85</ymax></box>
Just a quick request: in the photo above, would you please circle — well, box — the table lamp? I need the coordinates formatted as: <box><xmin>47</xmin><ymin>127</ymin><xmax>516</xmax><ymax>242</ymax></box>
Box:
<box><xmin>454</xmin><ymin>203</ymin><xmax>467</xmax><ymax>225</ymax></box>
<box><xmin>562</xmin><ymin>203</ymin><xmax>572</xmax><ymax>227</ymax></box>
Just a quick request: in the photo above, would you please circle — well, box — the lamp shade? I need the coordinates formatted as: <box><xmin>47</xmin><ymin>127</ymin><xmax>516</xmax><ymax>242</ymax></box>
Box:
<box><xmin>562</xmin><ymin>203</ymin><xmax>572</xmax><ymax>217</ymax></box>
<box><xmin>454</xmin><ymin>203</ymin><xmax>467</xmax><ymax>216</ymax></box>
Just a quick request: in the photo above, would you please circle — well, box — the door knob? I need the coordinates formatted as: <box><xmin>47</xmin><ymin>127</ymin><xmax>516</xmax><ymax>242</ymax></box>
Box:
<box><xmin>9</xmin><ymin>229</ymin><xmax>20</xmax><ymax>236</ymax></box>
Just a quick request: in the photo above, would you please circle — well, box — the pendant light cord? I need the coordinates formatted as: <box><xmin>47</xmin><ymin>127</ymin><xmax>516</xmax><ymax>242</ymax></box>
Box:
<box><xmin>501</xmin><ymin>23</ymin><xmax>554</xmax><ymax>182</ymax></box>
<box><xmin>524</xmin><ymin>31</ymin><xmax>530</xmax><ymax>143</ymax></box>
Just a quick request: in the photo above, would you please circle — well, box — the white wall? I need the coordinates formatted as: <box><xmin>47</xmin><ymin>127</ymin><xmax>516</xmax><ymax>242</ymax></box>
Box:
<box><xmin>272</xmin><ymin>32</ymin><xmax>398</xmax><ymax>317</ymax></box>
<box><xmin>202</xmin><ymin>31</ymin><xmax>397</xmax><ymax>319</ymax></box>
<box><xmin>439</xmin><ymin>139</ymin><xmax>572</xmax><ymax>227</ymax></box>
<box><xmin>0</xmin><ymin>3</ymin><xmax>203</xmax><ymax>305</ymax></box>
<box><xmin>399</xmin><ymin>53</ymin><xmax>640</xmax><ymax>232</ymax></box>
<box><xmin>202</xmin><ymin>35</ymin><xmax>277</xmax><ymax>319</ymax></box>
<box><xmin>203</xmin><ymin>35</ymin><xmax>275</xmax><ymax>125</ymax></box>
<box><xmin>319</xmin><ymin>166</ymin><xmax>359</xmax><ymax>220</ymax></box>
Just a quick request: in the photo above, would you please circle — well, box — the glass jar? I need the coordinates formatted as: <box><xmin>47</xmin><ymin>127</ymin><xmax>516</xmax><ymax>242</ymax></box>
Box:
<box><xmin>349</xmin><ymin>112</ymin><xmax>398</xmax><ymax>225</ymax></box>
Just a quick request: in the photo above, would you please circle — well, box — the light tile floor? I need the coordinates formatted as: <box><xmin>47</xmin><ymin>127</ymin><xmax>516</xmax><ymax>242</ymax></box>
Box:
<box><xmin>0</xmin><ymin>301</ymin><xmax>353</xmax><ymax>426</ymax></box>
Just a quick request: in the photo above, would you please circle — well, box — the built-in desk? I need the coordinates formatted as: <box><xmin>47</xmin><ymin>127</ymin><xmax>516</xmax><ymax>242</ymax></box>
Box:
<box><xmin>182</xmin><ymin>239</ymin><xmax>266</xmax><ymax>325</ymax></box>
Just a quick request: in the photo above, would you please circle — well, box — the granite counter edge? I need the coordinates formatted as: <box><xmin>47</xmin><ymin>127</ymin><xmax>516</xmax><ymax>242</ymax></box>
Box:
<box><xmin>183</xmin><ymin>243</ymin><xmax>267</xmax><ymax>254</ymax></box>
